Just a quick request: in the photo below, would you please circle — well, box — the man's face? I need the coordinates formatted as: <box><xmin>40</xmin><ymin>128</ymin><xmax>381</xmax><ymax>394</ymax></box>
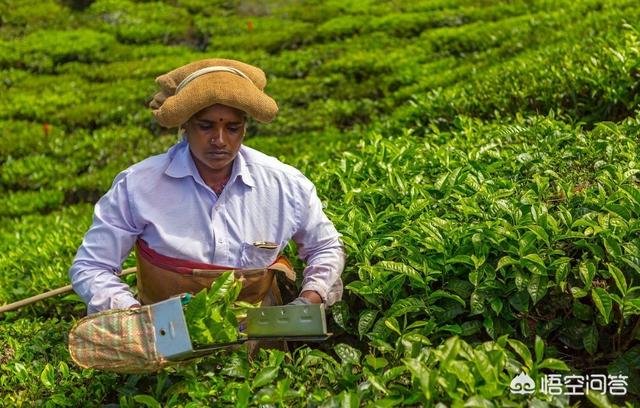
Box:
<box><xmin>183</xmin><ymin>104</ymin><xmax>247</xmax><ymax>175</ymax></box>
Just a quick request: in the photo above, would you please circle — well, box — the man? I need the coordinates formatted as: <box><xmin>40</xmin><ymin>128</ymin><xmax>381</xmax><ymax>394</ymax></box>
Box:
<box><xmin>69</xmin><ymin>58</ymin><xmax>345</xmax><ymax>314</ymax></box>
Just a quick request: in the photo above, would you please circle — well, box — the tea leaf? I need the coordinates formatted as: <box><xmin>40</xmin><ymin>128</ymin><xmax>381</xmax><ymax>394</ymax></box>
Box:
<box><xmin>335</xmin><ymin>343</ymin><xmax>362</xmax><ymax>365</ymax></box>
<box><xmin>583</xmin><ymin>325</ymin><xmax>599</xmax><ymax>355</ymax></box>
<box><xmin>40</xmin><ymin>364</ymin><xmax>54</xmax><ymax>389</ymax></box>
<box><xmin>603</xmin><ymin>237</ymin><xmax>622</xmax><ymax>258</ymax></box>
<box><xmin>607</xmin><ymin>263</ymin><xmax>627</xmax><ymax>296</ymax></box>
<box><xmin>591</xmin><ymin>288</ymin><xmax>613</xmax><ymax>325</ymax></box>
<box><xmin>332</xmin><ymin>301</ymin><xmax>350</xmax><ymax>330</ymax></box>
<box><xmin>534</xmin><ymin>336</ymin><xmax>544</xmax><ymax>364</ymax></box>
<box><xmin>133</xmin><ymin>395</ymin><xmax>161</xmax><ymax>408</ymax></box>
<box><xmin>184</xmin><ymin>270</ymin><xmax>245</xmax><ymax>345</ymax></box>
<box><xmin>579</xmin><ymin>261</ymin><xmax>596</xmax><ymax>288</ymax></box>
<box><xmin>538</xmin><ymin>358</ymin><xmax>570</xmax><ymax>371</ymax></box>
<box><xmin>252</xmin><ymin>366</ymin><xmax>280</xmax><ymax>389</ymax></box>
<box><xmin>527</xmin><ymin>273</ymin><xmax>548</xmax><ymax>305</ymax></box>
<box><xmin>507</xmin><ymin>339</ymin><xmax>533</xmax><ymax>369</ymax></box>
<box><xmin>358</xmin><ymin>310</ymin><xmax>378</xmax><ymax>339</ymax></box>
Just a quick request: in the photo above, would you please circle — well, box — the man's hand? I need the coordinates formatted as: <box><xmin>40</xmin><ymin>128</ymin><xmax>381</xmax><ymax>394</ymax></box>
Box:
<box><xmin>299</xmin><ymin>290</ymin><xmax>323</xmax><ymax>304</ymax></box>
<box><xmin>289</xmin><ymin>290</ymin><xmax>323</xmax><ymax>305</ymax></box>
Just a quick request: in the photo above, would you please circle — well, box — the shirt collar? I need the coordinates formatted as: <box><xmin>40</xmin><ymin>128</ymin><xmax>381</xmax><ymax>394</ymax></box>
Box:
<box><xmin>230</xmin><ymin>146</ymin><xmax>256</xmax><ymax>188</ymax></box>
<box><xmin>165</xmin><ymin>141</ymin><xmax>255</xmax><ymax>189</ymax></box>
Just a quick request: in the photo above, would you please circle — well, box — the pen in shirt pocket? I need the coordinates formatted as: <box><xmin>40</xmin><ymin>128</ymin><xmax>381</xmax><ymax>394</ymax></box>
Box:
<box><xmin>253</xmin><ymin>241</ymin><xmax>278</xmax><ymax>250</ymax></box>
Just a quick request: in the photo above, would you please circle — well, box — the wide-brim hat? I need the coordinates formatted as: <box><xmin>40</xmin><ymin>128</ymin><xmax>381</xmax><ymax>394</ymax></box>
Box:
<box><xmin>149</xmin><ymin>58</ymin><xmax>278</xmax><ymax>128</ymax></box>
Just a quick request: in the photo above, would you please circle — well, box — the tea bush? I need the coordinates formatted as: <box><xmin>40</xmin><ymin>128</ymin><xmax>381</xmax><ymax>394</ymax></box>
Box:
<box><xmin>87</xmin><ymin>0</ymin><xmax>192</xmax><ymax>44</ymax></box>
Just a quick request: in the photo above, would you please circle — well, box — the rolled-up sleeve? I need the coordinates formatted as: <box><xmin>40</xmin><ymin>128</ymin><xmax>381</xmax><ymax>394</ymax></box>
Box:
<box><xmin>292</xmin><ymin>183</ymin><xmax>345</xmax><ymax>305</ymax></box>
<box><xmin>69</xmin><ymin>171</ymin><xmax>142</xmax><ymax>314</ymax></box>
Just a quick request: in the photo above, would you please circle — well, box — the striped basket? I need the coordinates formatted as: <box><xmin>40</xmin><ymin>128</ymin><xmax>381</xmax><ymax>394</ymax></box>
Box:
<box><xmin>68</xmin><ymin>307</ymin><xmax>167</xmax><ymax>373</ymax></box>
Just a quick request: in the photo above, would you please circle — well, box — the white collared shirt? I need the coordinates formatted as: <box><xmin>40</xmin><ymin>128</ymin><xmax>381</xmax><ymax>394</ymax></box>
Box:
<box><xmin>69</xmin><ymin>140</ymin><xmax>345</xmax><ymax>314</ymax></box>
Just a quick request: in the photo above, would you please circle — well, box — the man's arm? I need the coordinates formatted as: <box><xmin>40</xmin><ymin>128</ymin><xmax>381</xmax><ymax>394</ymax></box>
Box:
<box><xmin>292</xmin><ymin>183</ymin><xmax>345</xmax><ymax>305</ymax></box>
<box><xmin>69</xmin><ymin>172</ymin><xmax>143</xmax><ymax>314</ymax></box>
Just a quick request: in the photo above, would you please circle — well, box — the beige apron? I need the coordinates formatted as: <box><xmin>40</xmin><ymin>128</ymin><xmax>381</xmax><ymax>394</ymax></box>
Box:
<box><xmin>134</xmin><ymin>239</ymin><xmax>297</xmax><ymax>307</ymax></box>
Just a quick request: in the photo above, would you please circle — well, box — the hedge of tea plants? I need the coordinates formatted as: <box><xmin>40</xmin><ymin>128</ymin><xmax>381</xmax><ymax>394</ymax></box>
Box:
<box><xmin>0</xmin><ymin>0</ymin><xmax>639</xmax><ymax>406</ymax></box>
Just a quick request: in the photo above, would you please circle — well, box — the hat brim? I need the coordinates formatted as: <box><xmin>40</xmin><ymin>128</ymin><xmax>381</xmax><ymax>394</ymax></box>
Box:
<box><xmin>152</xmin><ymin>71</ymin><xmax>278</xmax><ymax>128</ymax></box>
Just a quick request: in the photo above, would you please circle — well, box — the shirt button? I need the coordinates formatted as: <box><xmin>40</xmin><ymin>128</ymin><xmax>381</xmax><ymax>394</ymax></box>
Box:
<box><xmin>217</xmin><ymin>239</ymin><xmax>223</xmax><ymax>244</ymax></box>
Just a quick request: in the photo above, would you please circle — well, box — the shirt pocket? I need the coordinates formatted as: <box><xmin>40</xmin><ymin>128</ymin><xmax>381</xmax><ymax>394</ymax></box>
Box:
<box><xmin>240</xmin><ymin>242</ymin><xmax>279</xmax><ymax>268</ymax></box>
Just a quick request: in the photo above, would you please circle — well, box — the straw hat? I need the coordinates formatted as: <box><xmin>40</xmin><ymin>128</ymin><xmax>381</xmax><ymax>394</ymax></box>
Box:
<box><xmin>149</xmin><ymin>58</ymin><xmax>278</xmax><ymax>128</ymax></box>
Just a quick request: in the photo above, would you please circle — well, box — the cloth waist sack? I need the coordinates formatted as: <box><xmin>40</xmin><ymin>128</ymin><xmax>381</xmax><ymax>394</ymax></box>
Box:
<box><xmin>69</xmin><ymin>240</ymin><xmax>297</xmax><ymax>373</ymax></box>
<box><xmin>69</xmin><ymin>306</ymin><xmax>168</xmax><ymax>373</ymax></box>
<box><xmin>135</xmin><ymin>239</ymin><xmax>297</xmax><ymax>306</ymax></box>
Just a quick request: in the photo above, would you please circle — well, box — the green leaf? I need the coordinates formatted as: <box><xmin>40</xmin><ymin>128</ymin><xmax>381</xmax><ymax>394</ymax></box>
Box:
<box><xmin>624</xmin><ymin>298</ymin><xmax>640</xmax><ymax>315</ymax></box>
<box><xmin>207</xmin><ymin>270</ymin><xmax>236</xmax><ymax>304</ymax></box>
<box><xmin>40</xmin><ymin>363</ymin><xmax>55</xmax><ymax>389</ymax></box>
<box><xmin>521</xmin><ymin>253</ymin><xmax>546</xmax><ymax>275</ymax></box>
<box><xmin>553</xmin><ymin>258</ymin><xmax>571</xmax><ymax>289</ymax></box>
<box><xmin>377</xmin><ymin>261</ymin><xmax>424</xmax><ymax>285</ymax></box>
<box><xmin>571</xmin><ymin>286</ymin><xmax>589</xmax><ymax>299</ymax></box>
<box><xmin>386</xmin><ymin>297</ymin><xmax>425</xmax><ymax>317</ymax></box>
<box><xmin>471</xmin><ymin>254</ymin><xmax>486</xmax><ymax>269</ymax></box>
<box><xmin>184</xmin><ymin>271</ymin><xmax>243</xmax><ymax>345</ymax></box>
<box><xmin>604</xmin><ymin>203</ymin><xmax>632</xmax><ymax>220</ymax></box>
<box><xmin>534</xmin><ymin>336</ymin><xmax>544</xmax><ymax>364</ymax></box>
<box><xmin>358</xmin><ymin>309</ymin><xmax>378</xmax><ymax>339</ymax></box>
<box><xmin>428</xmin><ymin>290</ymin><xmax>465</xmax><ymax>306</ymax></box>
<box><xmin>332</xmin><ymin>301</ymin><xmax>349</xmax><ymax>330</ymax></box>
<box><xmin>621</xmin><ymin>255</ymin><xmax>640</xmax><ymax>275</ymax></box>
<box><xmin>252</xmin><ymin>366</ymin><xmax>280</xmax><ymax>389</ymax></box>
<box><xmin>403</xmin><ymin>358</ymin><xmax>432</xmax><ymax>401</ymax></box>
<box><xmin>446</xmin><ymin>255</ymin><xmax>474</xmax><ymax>266</ymax></box>
<box><xmin>222</xmin><ymin>353</ymin><xmax>249</xmax><ymax>378</ymax></box>
<box><xmin>184</xmin><ymin>288</ymin><xmax>207</xmax><ymax>329</ymax></box>
<box><xmin>538</xmin><ymin>358</ymin><xmax>570</xmax><ymax>371</ymax></box>
<box><xmin>472</xmin><ymin>349</ymin><xmax>497</xmax><ymax>384</ymax></box>
<box><xmin>437</xmin><ymin>337</ymin><xmax>460</xmax><ymax>369</ymax></box>
<box><xmin>406</xmin><ymin>320</ymin><xmax>429</xmax><ymax>331</ymax></box>
<box><xmin>509</xmin><ymin>291</ymin><xmax>529</xmax><ymax>313</ymax></box>
<box><xmin>603</xmin><ymin>237</ymin><xmax>622</xmax><ymax>258</ymax></box>
<box><xmin>507</xmin><ymin>339</ymin><xmax>533</xmax><ymax>369</ymax></box>
<box><xmin>437</xmin><ymin>324</ymin><xmax>462</xmax><ymax>334</ymax></box>
<box><xmin>384</xmin><ymin>317</ymin><xmax>402</xmax><ymax>336</ymax></box>
<box><xmin>527</xmin><ymin>225</ymin><xmax>549</xmax><ymax>246</ymax></box>
<box><xmin>490</xmin><ymin>298</ymin><xmax>503</xmax><ymax>315</ymax></box>
<box><xmin>133</xmin><ymin>395</ymin><xmax>162</xmax><ymax>408</ymax></box>
<box><xmin>591</xmin><ymin>288</ymin><xmax>613</xmax><ymax>325</ymax></box>
<box><xmin>586</xmin><ymin>389</ymin><xmax>615</xmax><ymax>408</ymax></box>
<box><xmin>572</xmin><ymin>301</ymin><xmax>593</xmax><ymax>321</ymax></box>
<box><xmin>57</xmin><ymin>361</ymin><xmax>69</xmax><ymax>379</ymax></box>
<box><xmin>470</xmin><ymin>290</ymin><xmax>485</xmax><ymax>314</ymax></box>
<box><xmin>338</xmin><ymin>391</ymin><xmax>360</xmax><ymax>408</ymax></box>
<box><xmin>461</xmin><ymin>320</ymin><xmax>482</xmax><ymax>336</ymax></box>
<box><xmin>365</xmin><ymin>355</ymin><xmax>388</xmax><ymax>370</ymax></box>
<box><xmin>527</xmin><ymin>273</ymin><xmax>548</xmax><ymax>305</ymax></box>
<box><xmin>496</xmin><ymin>256</ymin><xmax>518</xmax><ymax>271</ymax></box>
<box><xmin>621</xmin><ymin>185</ymin><xmax>640</xmax><ymax>207</ymax></box>
<box><xmin>583</xmin><ymin>324</ymin><xmax>599</xmax><ymax>355</ymax></box>
<box><xmin>447</xmin><ymin>360</ymin><xmax>474</xmax><ymax>388</ymax></box>
<box><xmin>335</xmin><ymin>343</ymin><xmax>362</xmax><ymax>365</ymax></box>
<box><xmin>236</xmin><ymin>382</ymin><xmax>250</xmax><ymax>408</ymax></box>
<box><xmin>579</xmin><ymin>261</ymin><xmax>596</xmax><ymax>288</ymax></box>
<box><xmin>608</xmin><ymin>263</ymin><xmax>627</xmax><ymax>296</ymax></box>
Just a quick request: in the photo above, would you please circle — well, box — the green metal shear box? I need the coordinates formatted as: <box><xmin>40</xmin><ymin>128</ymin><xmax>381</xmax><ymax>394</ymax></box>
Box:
<box><xmin>152</xmin><ymin>297</ymin><xmax>330</xmax><ymax>361</ymax></box>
